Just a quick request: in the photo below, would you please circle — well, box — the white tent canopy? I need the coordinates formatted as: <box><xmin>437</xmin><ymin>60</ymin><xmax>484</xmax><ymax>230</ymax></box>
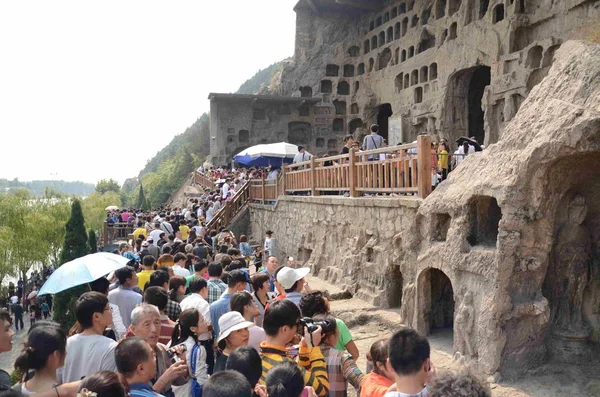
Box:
<box><xmin>234</xmin><ymin>142</ymin><xmax>299</xmax><ymax>159</ymax></box>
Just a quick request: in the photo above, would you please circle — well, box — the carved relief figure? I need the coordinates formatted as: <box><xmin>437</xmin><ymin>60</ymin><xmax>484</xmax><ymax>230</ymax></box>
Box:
<box><xmin>552</xmin><ymin>195</ymin><xmax>591</xmax><ymax>334</ymax></box>
<box><xmin>455</xmin><ymin>290</ymin><xmax>475</xmax><ymax>357</ymax></box>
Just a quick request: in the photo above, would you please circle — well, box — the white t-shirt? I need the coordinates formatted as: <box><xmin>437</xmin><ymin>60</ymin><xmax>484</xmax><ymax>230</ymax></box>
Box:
<box><xmin>173</xmin><ymin>265</ymin><xmax>191</xmax><ymax>278</ymax></box>
<box><xmin>60</xmin><ymin>334</ymin><xmax>117</xmax><ymax>383</ymax></box>
<box><xmin>248</xmin><ymin>326</ymin><xmax>266</xmax><ymax>352</ymax></box>
<box><xmin>264</xmin><ymin>237</ymin><xmax>273</xmax><ymax>256</ymax></box>
<box><xmin>180</xmin><ymin>294</ymin><xmax>212</xmax><ymax>341</ymax></box>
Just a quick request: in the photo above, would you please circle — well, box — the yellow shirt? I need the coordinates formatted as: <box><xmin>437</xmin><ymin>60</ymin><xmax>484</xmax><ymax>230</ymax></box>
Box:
<box><xmin>137</xmin><ymin>269</ymin><xmax>154</xmax><ymax>290</ymax></box>
<box><xmin>133</xmin><ymin>227</ymin><xmax>147</xmax><ymax>241</ymax></box>
<box><xmin>438</xmin><ymin>149</ymin><xmax>449</xmax><ymax>170</ymax></box>
<box><xmin>179</xmin><ymin>225</ymin><xmax>190</xmax><ymax>241</ymax></box>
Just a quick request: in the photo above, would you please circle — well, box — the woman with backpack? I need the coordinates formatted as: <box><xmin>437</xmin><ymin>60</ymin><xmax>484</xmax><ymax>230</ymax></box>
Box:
<box><xmin>170</xmin><ymin>309</ymin><xmax>209</xmax><ymax>397</ymax></box>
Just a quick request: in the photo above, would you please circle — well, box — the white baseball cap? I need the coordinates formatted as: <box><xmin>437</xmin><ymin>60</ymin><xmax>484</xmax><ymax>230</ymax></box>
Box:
<box><xmin>217</xmin><ymin>312</ymin><xmax>254</xmax><ymax>343</ymax></box>
<box><xmin>277</xmin><ymin>267</ymin><xmax>310</xmax><ymax>290</ymax></box>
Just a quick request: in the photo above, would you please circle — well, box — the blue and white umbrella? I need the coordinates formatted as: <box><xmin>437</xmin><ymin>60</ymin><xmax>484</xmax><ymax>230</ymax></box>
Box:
<box><xmin>38</xmin><ymin>252</ymin><xmax>130</xmax><ymax>295</ymax></box>
<box><xmin>233</xmin><ymin>142</ymin><xmax>298</xmax><ymax>167</ymax></box>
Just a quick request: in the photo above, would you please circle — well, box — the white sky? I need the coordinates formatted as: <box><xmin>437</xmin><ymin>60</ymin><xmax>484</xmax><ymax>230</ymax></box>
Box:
<box><xmin>0</xmin><ymin>0</ymin><xmax>298</xmax><ymax>184</ymax></box>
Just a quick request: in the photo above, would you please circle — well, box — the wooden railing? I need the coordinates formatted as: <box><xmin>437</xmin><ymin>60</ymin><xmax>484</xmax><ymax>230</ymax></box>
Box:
<box><xmin>278</xmin><ymin>135</ymin><xmax>433</xmax><ymax>199</ymax></box>
<box><xmin>249</xmin><ymin>175</ymin><xmax>283</xmax><ymax>204</ymax></box>
<box><xmin>193</xmin><ymin>172</ymin><xmax>214</xmax><ymax>189</ymax></box>
<box><xmin>102</xmin><ymin>222</ymin><xmax>135</xmax><ymax>247</ymax></box>
<box><xmin>205</xmin><ymin>181</ymin><xmax>251</xmax><ymax>231</ymax></box>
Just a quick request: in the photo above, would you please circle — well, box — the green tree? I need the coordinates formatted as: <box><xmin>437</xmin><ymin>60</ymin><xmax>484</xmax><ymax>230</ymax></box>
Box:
<box><xmin>137</xmin><ymin>183</ymin><xmax>147</xmax><ymax>210</ymax></box>
<box><xmin>88</xmin><ymin>229</ymin><xmax>98</xmax><ymax>253</ymax></box>
<box><xmin>81</xmin><ymin>191</ymin><xmax>121</xmax><ymax>233</ymax></box>
<box><xmin>53</xmin><ymin>199</ymin><xmax>89</xmax><ymax>328</ymax></box>
<box><xmin>95</xmin><ymin>179</ymin><xmax>121</xmax><ymax>195</ymax></box>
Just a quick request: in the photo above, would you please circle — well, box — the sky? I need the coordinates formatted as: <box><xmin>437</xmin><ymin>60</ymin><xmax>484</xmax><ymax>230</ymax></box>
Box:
<box><xmin>0</xmin><ymin>0</ymin><xmax>298</xmax><ymax>184</ymax></box>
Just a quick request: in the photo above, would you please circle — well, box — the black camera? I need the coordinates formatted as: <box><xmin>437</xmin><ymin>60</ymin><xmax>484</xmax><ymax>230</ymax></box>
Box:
<box><xmin>167</xmin><ymin>344</ymin><xmax>187</xmax><ymax>364</ymax></box>
<box><xmin>298</xmin><ymin>317</ymin><xmax>336</xmax><ymax>335</ymax></box>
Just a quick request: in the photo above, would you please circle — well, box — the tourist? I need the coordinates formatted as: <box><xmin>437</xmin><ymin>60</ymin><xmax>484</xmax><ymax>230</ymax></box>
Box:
<box><xmin>266</xmin><ymin>362</ymin><xmax>318</xmax><ymax>397</ymax></box>
<box><xmin>150</xmin><ymin>223</ymin><xmax>163</xmax><ymax>243</ymax></box>
<box><xmin>138</xmin><ymin>255</ymin><xmax>156</xmax><ymax>291</ymax></box>
<box><xmin>115</xmin><ymin>337</ymin><xmax>165</xmax><ymax>397</ymax></box>
<box><xmin>128</xmin><ymin>304</ymin><xmax>189</xmax><ymax>396</ymax></box>
<box><xmin>437</xmin><ymin>141</ymin><xmax>449</xmax><ymax>180</ymax></box>
<box><xmin>168</xmin><ymin>276</ymin><xmax>187</xmax><ymax>303</ymax></box>
<box><xmin>170</xmin><ymin>309</ymin><xmax>209</xmax><ymax>397</ymax></box>
<box><xmin>149</xmin><ymin>270</ymin><xmax>181</xmax><ymax>322</ymax></box>
<box><xmin>210</xmin><ymin>270</ymin><xmax>250</xmax><ymax>336</ymax></box>
<box><xmin>454</xmin><ymin>141</ymin><xmax>475</xmax><ymax>167</ymax></box>
<box><xmin>173</xmin><ymin>253</ymin><xmax>191</xmax><ymax>278</ymax></box>
<box><xmin>214</xmin><ymin>312</ymin><xmax>254</xmax><ymax>372</ymax></box>
<box><xmin>60</xmin><ymin>292</ymin><xmax>117</xmax><ymax>383</ymax></box>
<box><xmin>428</xmin><ymin>372</ymin><xmax>491</xmax><ymax>397</ymax></box>
<box><xmin>259</xmin><ymin>299</ymin><xmax>329</xmax><ymax>396</ymax></box>
<box><xmin>160</xmin><ymin>216</ymin><xmax>175</xmax><ymax>236</ymax></box>
<box><xmin>179</xmin><ymin>278</ymin><xmax>214</xmax><ymax>374</ymax></box>
<box><xmin>250</xmin><ymin>273</ymin><xmax>270</xmax><ymax>328</ymax></box>
<box><xmin>192</xmin><ymin>239</ymin><xmax>211</xmax><ymax>262</ymax></box>
<box><xmin>186</xmin><ymin>260</ymin><xmax>208</xmax><ymax>288</ymax></box>
<box><xmin>203</xmin><ymin>371</ymin><xmax>252</xmax><ymax>397</ymax></box>
<box><xmin>385</xmin><ymin>329</ymin><xmax>433</xmax><ymax>397</ymax></box>
<box><xmin>147</xmin><ymin>237</ymin><xmax>160</xmax><ymax>260</ymax></box>
<box><xmin>312</xmin><ymin>314</ymin><xmax>364</xmax><ymax>397</ymax></box>
<box><xmin>120</xmin><ymin>243</ymin><xmax>141</xmax><ymax>264</ymax></box>
<box><xmin>362</xmin><ymin>124</ymin><xmax>385</xmax><ymax>160</ymax></box>
<box><xmin>178</xmin><ymin>219</ymin><xmax>190</xmax><ymax>241</ymax></box>
<box><xmin>40</xmin><ymin>299</ymin><xmax>50</xmax><ymax>320</ymax></box>
<box><xmin>277</xmin><ymin>267</ymin><xmax>310</xmax><ymax>306</ymax></box>
<box><xmin>361</xmin><ymin>339</ymin><xmax>395</xmax><ymax>397</ymax></box>
<box><xmin>206</xmin><ymin>263</ymin><xmax>227</xmax><ymax>304</ymax></box>
<box><xmin>263</xmin><ymin>231</ymin><xmax>274</xmax><ymax>258</ymax></box>
<box><xmin>341</xmin><ymin>135</ymin><xmax>354</xmax><ymax>156</ymax></box>
<box><xmin>108</xmin><ymin>266</ymin><xmax>142</xmax><ymax>328</ymax></box>
<box><xmin>133</xmin><ymin>221</ymin><xmax>147</xmax><ymax>241</ymax></box>
<box><xmin>89</xmin><ymin>277</ymin><xmax>127</xmax><ymax>339</ymax></box>
<box><xmin>0</xmin><ymin>309</ymin><xmax>15</xmax><ymax>392</ymax></box>
<box><xmin>11</xmin><ymin>299</ymin><xmax>24</xmax><ymax>331</ymax></box>
<box><xmin>293</xmin><ymin>146</ymin><xmax>312</xmax><ymax>166</ymax></box>
<box><xmin>13</xmin><ymin>323</ymin><xmax>66</xmax><ymax>394</ymax></box>
<box><xmin>299</xmin><ymin>291</ymin><xmax>359</xmax><ymax>359</ymax></box>
<box><xmin>261</xmin><ymin>255</ymin><xmax>278</xmax><ymax>293</ymax></box>
<box><xmin>239</xmin><ymin>235</ymin><xmax>254</xmax><ymax>258</ymax></box>
<box><xmin>78</xmin><ymin>371</ymin><xmax>126</xmax><ymax>397</ymax></box>
<box><xmin>225</xmin><ymin>346</ymin><xmax>266</xmax><ymax>397</ymax></box>
<box><xmin>230</xmin><ymin>292</ymin><xmax>265</xmax><ymax>351</ymax></box>
<box><xmin>144</xmin><ymin>287</ymin><xmax>177</xmax><ymax>346</ymax></box>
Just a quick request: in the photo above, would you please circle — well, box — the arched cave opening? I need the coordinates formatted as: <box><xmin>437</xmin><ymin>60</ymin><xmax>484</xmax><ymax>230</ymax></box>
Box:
<box><xmin>419</xmin><ymin>268</ymin><xmax>455</xmax><ymax>340</ymax></box>
<box><xmin>376</xmin><ymin>103</ymin><xmax>393</xmax><ymax>142</ymax></box>
<box><xmin>467</xmin><ymin>195</ymin><xmax>501</xmax><ymax>247</ymax></box>
<box><xmin>386</xmin><ymin>266</ymin><xmax>404</xmax><ymax>308</ymax></box>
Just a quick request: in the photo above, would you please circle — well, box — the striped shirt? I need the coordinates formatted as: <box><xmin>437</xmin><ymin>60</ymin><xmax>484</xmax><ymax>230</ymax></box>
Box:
<box><xmin>207</xmin><ymin>279</ymin><xmax>227</xmax><ymax>305</ymax></box>
<box><xmin>159</xmin><ymin>315</ymin><xmax>176</xmax><ymax>346</ymax></box>
<box><xmin>259</xmin><ymin>342</ymin><xmax>330</xmax><ymax>397</ymax></box>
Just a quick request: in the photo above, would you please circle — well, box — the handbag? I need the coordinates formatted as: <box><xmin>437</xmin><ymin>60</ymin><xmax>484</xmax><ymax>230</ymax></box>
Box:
<box><xmin>190</xmin><ymin>344</ymin><xmax>203</xmax><ymax>397</ymax></box>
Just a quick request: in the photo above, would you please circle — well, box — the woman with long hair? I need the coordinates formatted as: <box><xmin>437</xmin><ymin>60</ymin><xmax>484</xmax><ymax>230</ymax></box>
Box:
<box><xmin>169</xmin><ymin>276</ymin><xmax>187</xmax><ymax>303</ymax></box>
<box><xmin>170</xmin><ymin>309</ymin><xmax>209</xmax><ymax>397</ymax></box>
<box><xmin>229</xmin><ymin>292</ymin><xmax>265</xmax><ymax>351</ymax></box>
<box><xmin>13</xmin><ymin>323</ymin><xmax>67</xmax><ymax>394</ymax></box>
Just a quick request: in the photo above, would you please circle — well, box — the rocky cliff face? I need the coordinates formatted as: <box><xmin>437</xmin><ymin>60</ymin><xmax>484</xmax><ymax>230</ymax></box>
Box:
<box><xmin>251</xmin><ymin>40</ymin><xmax>600</xmax><ymax>376</ymax></box>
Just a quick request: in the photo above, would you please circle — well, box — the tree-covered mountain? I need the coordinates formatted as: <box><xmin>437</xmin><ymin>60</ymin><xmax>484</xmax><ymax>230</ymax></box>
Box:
<box><xmin>122</xmin><ymin>114</ymin><xmax>210</xmax><ymax>206</ymax></box>
<box><xmin>0</xmin><ymin>179</ymin><xmax>95</xmax><ymax>197</ymax></box>
<box><xmin>236</xmin><ymin>61</ymin><xmax>285</xmax><ymax>95</ymax></box>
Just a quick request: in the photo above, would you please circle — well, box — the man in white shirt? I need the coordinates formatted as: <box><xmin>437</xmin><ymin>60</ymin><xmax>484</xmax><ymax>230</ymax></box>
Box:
<box><xmin>150</xmin><ymin>223</ymin><xmax>163</xmax><ymax>242</ymax></box>
<box><xmin>362</xmin><ymin>124</ymin><xmax>385</xmax><ymax>161</ymax></box>
<box><xmin>108</xmin><ymin>266</ymin><xmax>142</xmax><ymax>328</ymax></box>
<box><xmin>221</xmin><ymin>180</ymin><xmax>230</xmax><ymax>198</ymax></box>
<box><xmin>264</xmin><ymin>230</ymin><xmax>273</xmax><ymax>257</ymax></box>
<box><xmin>60</xmin><ymin>292</ymin><xmax>118</xmax><ymax>383</ymax></box>
<box><xmin>213</xmin><ymin>197</ymin><xmax>222</xmax><ymax>211</ymax></box>
<box><xmin>454</xmin><ymin>141</ymin><xmax>475</xmax><ymax>166</ymax></box>
<box><xmin>180</xmin><ymin>278</ymin><xmax>215</xmax><ymax>374</ymax></box>
<box><xmin>206</xmin><ymin>204</ymin><xmax>215</xmax><ymax>222</ymax></box>
<box><xmin>293</xmin><ymin>146</ymin><xmax>312</xmax><ymax>165</ymax></box>
<box><xmin>172</xmin><ymin>253</ymin><xmax>191</xmax><ymax>277</ymax></box>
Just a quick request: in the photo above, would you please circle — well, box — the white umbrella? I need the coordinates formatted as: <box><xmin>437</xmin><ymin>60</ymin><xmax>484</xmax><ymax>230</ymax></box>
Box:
<box><xmin>105</xmin><ymin>205</ymin><xmax>119</xmax><ymax>211</ymax></box>
<box><xmin>234</xmin><ymin>142</ymin><xmax>299</xmax><ymax>159</ymax></box>
<box><xmin>27</xmin><ymin>290</ymin><xmax>38</xmax><ymax>300</ymax></box>
<box><xmin>38</xmin><ymin>253</ymin><xmax>130</xmax><ymax>295</ymax></box>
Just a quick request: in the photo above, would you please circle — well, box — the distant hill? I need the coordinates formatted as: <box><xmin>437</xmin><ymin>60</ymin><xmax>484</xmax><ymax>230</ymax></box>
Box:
<box><xmin>0</xmin><ymin>179</ymin><xmax>95</xmax><ymax>197</ymax></box>
<box><xmin>236</xmin><ymin>61</ymin><xmax>285</xmax><ymax>95</ymax></box>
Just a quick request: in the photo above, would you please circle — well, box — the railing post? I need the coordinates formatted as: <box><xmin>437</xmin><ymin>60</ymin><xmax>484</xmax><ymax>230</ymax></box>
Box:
<box><xmin>417</xmin><ymin>135</ymin><xmax>432</xmax><ymax>198</ymax></box>
<box><xmin>261</xmin><ymin>178</ymin><xmax>266</xmax><ymax>204</ymax></box>
<box><xmin>348</xmin><ymin>148</ymin><xmax>359</xmax><ymax>197</ymax></box>
<box><xmin>280</xmin><ymin>166</ymin><xmax>286</xmax><ymax>197</ymax></box>
<box><xmin>310</xmin><ymin>156</ymin><xmax>319</xmax><ymax>196</ymax></box>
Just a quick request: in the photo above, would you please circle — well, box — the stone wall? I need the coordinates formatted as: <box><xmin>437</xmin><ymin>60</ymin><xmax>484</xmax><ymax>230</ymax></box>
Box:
<box><xmin>250</xmin><ymin>196</ymin><xmax>421</xmax><ymax>307</ymax></box>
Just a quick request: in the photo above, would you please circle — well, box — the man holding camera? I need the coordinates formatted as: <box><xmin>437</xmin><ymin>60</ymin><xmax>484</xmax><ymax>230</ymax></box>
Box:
<box><xmin>259</xmin><ymin>299</ymin><xmax>330</xmax><ymax>397</ymax></box>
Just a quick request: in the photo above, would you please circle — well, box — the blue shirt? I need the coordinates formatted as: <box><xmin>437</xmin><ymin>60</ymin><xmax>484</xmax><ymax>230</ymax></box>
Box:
<box><xmin>210</xmin><ymin>293</ymin><xmax>232</xmax><ymax>337</ymax></box>
<box><xmin>129</xmin><ymin>383</ymin><xmax>165</xmax><ymax>397</ymax></box>
<box><xmin>285</xmin><ymin>292</ymin><xmax>303</xmax><ymax>307</ymax></box>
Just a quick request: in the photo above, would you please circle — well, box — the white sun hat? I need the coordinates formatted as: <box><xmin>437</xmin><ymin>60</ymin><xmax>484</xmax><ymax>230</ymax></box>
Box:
<box><xmin>217</xmin><ymin>312</ymin><xmax>254</xmax><ymax>343</ymax></box>
<box><xmin>277</xmin><ymin>267</ymin><xmax>310</xmax><ymax>290</ymax></box>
